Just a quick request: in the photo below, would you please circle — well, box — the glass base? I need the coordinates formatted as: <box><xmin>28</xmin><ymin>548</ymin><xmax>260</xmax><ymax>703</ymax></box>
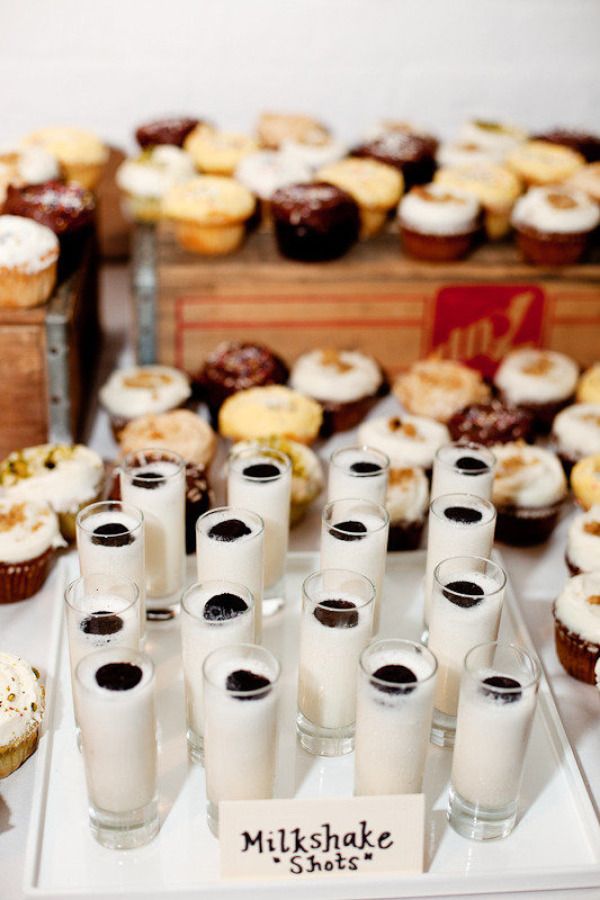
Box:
<box><xmin>146</xmin><ymin>587</ymin><xmax>182</xmax><ymax>620</ymax></box>
<box><xmin>89</xmin><ymin>798</ymin><xmax>160</xmax><ymax>849</ymax></box>
<box><xmin>186</xmin><ymin>728</ymin><xmax>204</xmax><ymax>765</ymax></box>
<box><xmin>447</xmin><ymin>785</ymin><xmax>518</xmax><ymax>841</ymax></box>
<box><xmin>263</xmin><ymin>575</ymin><xmax>286</xmax><ymax>617</ymax></box>
<box><xmin>420</xmin><ymin>624</ymin><xmax>429</xmax><ymax>645</ymax></box>
<box><xmin>207</xmin><ymin>800</ymin><xmax>219</xmax><ymax>837</ymax></box>
<box><xmin>296</xmin><ymin>712</ymin><xmax>354</xmax><ymax>757</ymax></box>
<box><xmin>430</xmin><ymin>707</ymin><xmax>457</xmax><ymax>748</ymax></box>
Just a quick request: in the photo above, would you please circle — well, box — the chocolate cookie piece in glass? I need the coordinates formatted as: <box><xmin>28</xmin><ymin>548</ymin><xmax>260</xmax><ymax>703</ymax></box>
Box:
<box><xmin>271</xmin><ymin>182</ymin><xmax>360</xmax><ymax>262</ymax></box>
<box><xmin>534</xmin><ymin>129</ymin><xmax>600</xmax><ymax>164</ymax></box>
<box><xmin>352</xmin><ymin>130</ymin><xmax>438</xmax><ymax>189</ymax></box>
<box><xmin>135</xmin><ymin>117</ymin><xmax>201</xmax><ymax>149</ymax></box>
<box><xmin>448</xmin><ymin>400</ymin><xmax>535</xmax><ymax>447</ymax></box>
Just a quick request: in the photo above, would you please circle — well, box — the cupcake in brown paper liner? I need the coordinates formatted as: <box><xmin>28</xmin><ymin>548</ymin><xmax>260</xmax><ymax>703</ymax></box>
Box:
<box><xmin>0</xmin><ymin>499</ymin><xmax>64</xmax><ymax>603</ymax></box>
<box><xmin>553</xmin><ymin>572</ymin><xmax>600</xmax><ymax>684</ymax></box>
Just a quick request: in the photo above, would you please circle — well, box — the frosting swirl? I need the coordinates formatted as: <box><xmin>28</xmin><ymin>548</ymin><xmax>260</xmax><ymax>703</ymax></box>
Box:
<box><xmin>553</xmin><ymin>404</ymin><xmax>600</xmax><ymax>459</ymax></box>
<box><xmin>555</xmin><ymin>572</ymin><xmax>600</xmax><ymax>644</ymax></box>
<box><xmin>0</xmin><ymin>653</ymin><xmax>44</xmax><ymax>747</ymax></box>
<box><xmin>290</xmin><ymin>349</ymin><xmax>382</xmax><ymax>403</ymax></box>
<box><xmin>567</xmin><ymin>507</ymin><xmax>600</xmax><ymax>573</ymax></box>
<box><xmin>99</xmin><ymin>365</ymin><xmax>191</xmax><ymax>418</ymax></box>
<box><xmin>494</xmin><ymin>349</ymin><xmax>578</xmax><ymax>405</ymax></box>
<box><xmin>358</xmin><ymin>414</ymin><xmax>449</xmax><ymax>469</ymax></box>
<box><xmin>0</xmin><ymin>499</ymin><xmax>63</xmax><ymax>563</ymax></box>
<box><xmin>511</xmin><ymin>186</ymin><xmax>600</xmax><ymax>234</ymax></box>
<box><xmin>492</xmin><ymin>442</ymin><xmax>567</xmax><ymax>508</ymax></box>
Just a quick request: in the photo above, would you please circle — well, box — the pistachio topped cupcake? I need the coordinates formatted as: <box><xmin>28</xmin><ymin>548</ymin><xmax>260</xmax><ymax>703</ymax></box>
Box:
<box><xmin>22</xmin><ymin>126</ymin><xmax>108</xmax><ymax>191</ymax></box>
<box><xmin>434</xmin><ymin>161</ymin><xmax>522</xmax><ymax>239</ymax></box>
<box><xmin>506</xmin><ymin>140</ymin><xmax>585</xmax><ymax>187</ymax></box>
<box><xmin>99</xmin><ymin>364</ymin><xmax>192</xmax><ymax>438</ymax></box>
<box><xmin>398</xmin><ymin>183</ymin><xmax>481</xmax><ymax>260</ymax></box>
<box><xmin>0</xmin><ymin>500</ymin><xmax>64</xmax><ymax>603</ymax></box>
<box><xmin>184</xmin><ymin>126</ymin><xmax>258</xmax><ymax>176</ymax></box>
<box><xmin>116</xmin><ymin>145</ymin><xmax>195</xmax><ymax>223</ymax></box>
<box><xmin>393</xmin><ymin>359</ymin><xmax>490</xmax><ymax>423</ymax></box>
<box><xmin>511</xmin><ymin>185</ymin><xmax>600</xmax><ymax>266</ymax></box>
<box><xmin>317</xmin><ymin>158</ymin><xmax>403</xmax><ymax>238</ymax></box>
<box><xmin>494</xmin><ymin>348</ymin><xmax>579</xmax><ymax>432</ymax></box>
<box><xmin>162</xmin><ymin>175</ymin><xmax>255</xmax><ymax>255</ymax></box>
<box><xmin>0</xmin><ymin>653</ymin><xmax>45</xmax><ymax>776</ymax></box>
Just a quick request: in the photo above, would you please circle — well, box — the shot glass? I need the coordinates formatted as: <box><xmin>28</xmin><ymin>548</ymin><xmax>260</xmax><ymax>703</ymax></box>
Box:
<box><xmin>227</xmin><ymin>445</ymin><xmax>291</xmax><ymax>606</ymax></box>
<box><xmin>297</xmin><ymin>569</ymin><xmax>375</xmax><ymax>757</ymax></box>
<box><xmin>120</xmin><ymin>448</ymin><xmax>185</xmax><ymax>618</ymax></box>
<box><xmin>181</xmin><ymin>580</ymin><xmax>255</xmax><ymax>764</ymax></box>
<box><xmin>76</xmin><ymin>501</ymin><xmax>146</xmax><ymax>638</ymax></box>
<box><xmin>203</xmin><ymin>644</ymin><xmax>280</xmax><ymax>836</ymax></box>
<box><xmin>448</xmin><ymin>641</ymin><xmax>540</xmax><ymax>840</ymax></box>
<box><xmin>328</xmin><ymin>446</ymin><xmax>390</xmax><ymax>506</ymax></box>
<box><xmin>196</xmin><ymin>507</ymin><xmax>264</xmax><ymax>641</ymax></box>
<box><xmin>320</xmin><ymin>498</ymin><xmax>389</xmax><ymax>632</ymax></box>
<box><xmin>431</xmin><ymin>442</ymin><xmax>496</xmax><ymax>503</ymax></box>
<box><xmin>75</xmin><ymin>646</ymin><xmax>159</xmax><ymax>849</ymax></box>
<box><xmin>429</xmin><ymin>556</ymin><xmax>506</xmax><ymax>748</ymax></box>
<box><xmin>355</xmin><ymin>639</ymin><xmax>437</xmax><ymax>795</ymax></box>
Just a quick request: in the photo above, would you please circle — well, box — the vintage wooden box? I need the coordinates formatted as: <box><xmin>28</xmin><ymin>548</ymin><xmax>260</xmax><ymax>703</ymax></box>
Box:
<box><xmin>0</xmin><ymin>238</ymin><xmax>99</xmax><ymax>458</ymax></box>
<box><xmin>153</xmin><ymin>225</ymin><xmax>600</xmax><ymax>378</ymax></box>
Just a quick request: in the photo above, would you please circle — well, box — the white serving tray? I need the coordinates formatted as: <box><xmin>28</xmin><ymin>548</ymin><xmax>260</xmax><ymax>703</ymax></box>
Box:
<box><xmin>24</xmin><ymin>551</ymin><xmax>600</xmax><ymax>899</ymax></box>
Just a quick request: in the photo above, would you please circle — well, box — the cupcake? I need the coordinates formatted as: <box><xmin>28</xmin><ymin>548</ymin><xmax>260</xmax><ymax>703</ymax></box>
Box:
<box><xmin>578</xmin><ymin>364</ymin><xmax>600</xmax><ymax>404</ymax></box>
<box><xmin>494</xmin><ymin>348</ymin><xmax>579</xmax><ymax>433</ymax></box>
<box><xmin>0</xmin><ymin>500</ymin><xmax>63</xmax><ymax>603</ymax></box>
<box><xmin>457</xmin><ymin>119</ymin><xmax>527</xmax><ymax>161</ymax></box>
<box><xmin>290</xmin><ymin>348</ymin><xmax>386</xmax><ymax>436</ymax></box>
<box><xmin>118</xmin><ymin>409</ymin><xmax>217</xmax><ymax>469</ymax></box>
<box><xmin>99</xmin><ymin>365</ymin><xmax>192</xmax><ymax>439</ymax></box>
<box><xmin>0</xmin><ymin>653</ymin><xmax>45</xmax><ymax>776</ymax></box>
<box><xmin>116</xmin><ymin>146</ymin><xmax>195</xmax><ymax>224</ymax></box>
<box><xmin>358</xmin><ymin>414</ymin><xmax>450</xmax><ymax>474</ymax></box>
<box><xmin>398</xmin><ymin>183</ymin><xmax>481</xmax><ymax>261</ymax></box>
<box><xmin>162</xmin><ymin>175</ymin><xmax>255</xmax><ymax>255</ymax></box>
<box><xmin>184</xmin><ymin>126</ymin><xmax>258</xmax><ymax>176</ymax></box>
<box><xmin>385</xmin><ymin>466</ymin><xmax>429</xmax><ymax>551</ymax></box>
<box><xmin>436</xmin><ymin>141</ymin><xmax>499</xmax><ymax>170</ymax></box>
<box><xmin>0</xmin><ymin>444</ymin><xmax>104</xmax><ymax>542</ymax></box>
<box><xmin>0</xmin><ymin>146</ymin><xmax>60</xmax><ymax>204</ymax></box>
<box><xmin>0</xmin><ymin>215</ymin><xmax>59</xmax><ymax>309</ymax></box>
<box><xmin>553</xmin><ymin>573</ymin><xmax>600</xmax><ymax>684</ymax></box>
<box><xmin>271</xmin><ymin>182</ymin><xmax>360</xmax><ymax>262</ymax></box>
<box><xmin>552</xmin><ymin>404</ymin><xmax>600</xmax><ymax>473</ymax></box>
<box><xmin>567</xmin><ymin>163</ymin><xmax>600</xmax><ymax>204</ymax></box>
<box><xmin>434</xmin><ymin>162</ymin><xmax>522</xmax><ymax>239</ymax></box>
<box><xmin>571</xmin><ymin>454</ymin><xmax>600</xmax><ymax>510</ymax></box>
<box><xmin>256</xmin><ymin>113</ymin><xmax>330</xmax><ymax>151</ymax></box>
<box><xmin>566</xmin><ymin>507</ymin><xmax>600</xmax><ymax>575</ymax></box>
<box><xmin>135</xmin><ymin>117</ymin><xmax>201</xmax><ymax>149</ymax></box>
<box><xmin>352</xmin><ymin>126</ymin><xmax>438</xmax><ymax>188</ymax></box>
<box><xmin>492</xmin><ymin>442</ymin><xmax>567</xmax><ymax>546</ymax></box>
<box><xmin>234</xmin><ymin>151</ymin><xmax>312</xmax><ymax>222</ymax></box>
<box><xmin>506</xmin><ymin>140</ymin><xmax>585</xmax><ymax>187</ymax></box>
<box><xmin>533</xmin><ymin>129</ymin><xmax>600</xmax><ymax>164</ymax></box>
<box><xmin>511</xmin><ymin>185</ymin><xmax>600</xmax><ymax>266</ymax></box>
<box><xmin>218</xmin><ymin>385</ymin><xmax>322</xmax><ymax>445</ymax></box>
<box><xmin>193</xmin><ymin>341</ymin><xmax>289</xmax><ymax>425</ymax></box>
<box><xmin>280</xmin><ymin>137</ymin><xmax>346</xmax><ymax>173</ymax></box>
<box><xmin>22</xmin><ymin>127</ymin><xmax>108</xmax><ymax>191</ymax></box>
<box><xmin>317</xmin><ymin>158</ymin><xmax>403</xmax><ymax>238</ymax></box>
<box><xmin>393</xmin><ymin>359</ymin><xmax>490</xmax><ymax>424</ymax></box>
<box><xmin>448</xmin><ymin>399</ymin><xmax>534</xmax><ymax>446</ymax></box>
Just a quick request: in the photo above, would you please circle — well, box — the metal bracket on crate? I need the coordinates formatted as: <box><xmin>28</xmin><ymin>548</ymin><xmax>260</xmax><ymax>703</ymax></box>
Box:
<box><xmin>132</xmin><ymin>224</ymin><xmax>157</xmax><ymax>364</ymax></box>
<box><xmin>45</xmin><ymin>283</ymin><xmax>74</xmax><ymax>445</ymax></box>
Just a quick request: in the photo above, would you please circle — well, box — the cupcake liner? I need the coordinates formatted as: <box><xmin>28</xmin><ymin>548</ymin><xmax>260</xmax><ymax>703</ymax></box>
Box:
<box><xmin>400</xmin><ymin>224</ymin><xmax>479</xmax><ymax>261</ymax></box>
<box><xmin>387</xmin><ymin>519</ymin><xmax>425</xmax><ymax>552</ymax></box>
<box><xmin>0</xmin><ymin>547</ymin><xmax>54</xmax><ymax>604</ymax></box>
<box><xmin>554</xmin><ymin>613</ymin><xmax>599</xmax><ymax>684</ymax></box>
<box><xmin>0</xmin><ymin>723</ymin><xmax>41</xmax><ymax>778</ymax></box>
<box><xmin>495</xmin><ymin>500</ymin><xmax>563</xmax><ymax>546</ymax></box>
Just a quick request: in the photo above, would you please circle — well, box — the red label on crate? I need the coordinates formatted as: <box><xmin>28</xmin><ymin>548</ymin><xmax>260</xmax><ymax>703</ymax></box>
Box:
<box><xmin>430</xmin><ymin>285</ymin><xmax>545</xmax><ymax>377</ymax></box>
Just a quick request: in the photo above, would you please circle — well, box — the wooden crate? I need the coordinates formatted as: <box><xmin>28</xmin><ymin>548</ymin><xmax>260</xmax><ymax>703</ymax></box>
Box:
<box><xmin>0</xmin><ymin>237</ymin><xmax>100</xmax><ymax>458</ymax></box>
<box><xmin>155</xmin><ymin>225</ymin><xmax>600</xmax><ymax>379</ymax></box>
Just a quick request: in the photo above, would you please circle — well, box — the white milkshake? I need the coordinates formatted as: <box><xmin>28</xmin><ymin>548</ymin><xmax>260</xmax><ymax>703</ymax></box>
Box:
<box><xmin>320</xmin><ymin>498</ymin><xmax>389</xmax><ymax>632</ymax></box>
<box><xmin>181</xmin><ymin>580</ymin><xmax>255</xmax><ymax>763</ymax></box>
<box><xmin>203</xmin><ymin>644</ymin><xmax>280</xmax><ymax>836</ymax></box>
<box><xmin>120</xmin><ymin>449</ymin><xmax>185</xmax><ymax>614</ymax></box>
<box><xmin>448</xmin><ymin>641</ymin><xmax>540</xmax><ymax>841</ymax></box>
<box><xmin>196</xmin><ymin>507</ymin><xmax>264</xmax><ymax>640</ymax></box>
<box><xmin>297</xmin><ymin>569</ymin><xmax>375</xmax><ymax>756</ymax></box>
<box><xmin>431</xmin><ymin>443</ymin><xmax>496</xmax><ymax>503</ymax></box>
<box><xmin>424</xmin><ymin>493</ymin><xmax>496</xmax><ymax>630</ymax></box>
<box><xmin>75</xmin><ymin>647</ymin><xmax>159</xmax><ymax>849</ymax></box>
<box><xmin>429</xmin><ymin>556</ymin><xmax>506</xmax><ymax>747</ymax></box>
<box><xmin>328</xmin><ymin>446</ymin><xmax>390</xmax><ymax>506</ymax></box>
<box><xmin>354</xmin><ymin>639</ymin><xmax>437</xmax><ymax>795</ymax></box>
<box><xmin>76</xmin><ymin>501</ymin><xmax>146</xmax><ymax>636</ymax></box>
<box><xmin>227</xmin><ymin>446</ymin><xmax>291</xmax><ymax>596</ymax></box>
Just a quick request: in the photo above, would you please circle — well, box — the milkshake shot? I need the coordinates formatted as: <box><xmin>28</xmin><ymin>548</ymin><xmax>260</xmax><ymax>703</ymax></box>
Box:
<box><xmin>227</xmin><ymin>445</ymin><xmax>291</xmax><ymax>604</ymax></box>
<box><xmin>429</xmin><ymin>557</ymin><xmax>506</xmax><ymax>747</ymax></box>
<box><xmin>181</xmin><ymin>580</ymin><xmax>254</xmax><ymax>763</ymax></box>
<box><xmin>120</xmin><ymin>449</ymin><xmax>185</xmax><ymax>617</ymax></box>
<box><xmin>75</xmin><ymin>647</ymin><xmax>159</xmax><ymax>849</ymax></box>
<box><xmin>196</xmin><ymin>507</ymin><xmax>264</xmax><ymax>640</ymax></box>
<box><xmin>76</xmin><ymin>501</ymin><xmax>146</xmax><ymax>638</ymax></box>
<box><xmin>355</xmin><ymin>639</ymin><xmax>437</xmax><ymax>795</ymax></box>
<box><xmin>328</xmin><ymin>446</ymin><xmax>390</xmax><ymax>506</ymax></box>
<box><xmin>297</xmin><ymin>569</ymin><xmax>375</xmax><ymax>756</ymax></box>
<box><xmin>448</xmin><ymin>641</ymin><xmax>540</xmax><ymax>840</ymax></box>
<box><xmin>431</xmin><ymin>442</ymin><xmax>496</xmax><ymax>503</ymax></box>
<box><xmin>320</xmin><ymin>498</ymin><xmax>389</xmax><ymax>631</ymax></box>
<box><xmin>424</xmin><ymin>493</ymin><xmax>496</xmax><ymax>631</ymax></box>
<box><xmin>203</xmin><ymin>644</ymin><xmax>280</xmax><ymax>836</ymax></box>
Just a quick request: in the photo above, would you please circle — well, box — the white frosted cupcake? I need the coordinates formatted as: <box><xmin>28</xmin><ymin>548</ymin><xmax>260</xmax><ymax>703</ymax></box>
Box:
<box><xmin>552</xmin><ymin>404</ymin><xmax>600</xmax><ymax>472</ymax></box>
<box><xmin>0</xmin><ymin>653</ymin><xmax>45</xmax><ymax>776</ymax></box>
<box><xmin>398</xmin><ymin>183</ymin><xmax>481</xmax><ymax>260</ymax></box>
<box><xmin>566</xmin><ymin>507</ymin><xmax>600</xmax><ymax>575</ymax></box>
<box><xmin>458</xmin><ymin>119</ymin><xmax>528</xmax><ymax>161</ymax></box>
<box><xmin>0</xmin><ymin>215</ymin><xmax>59</xmax><ymax>309</ymax></box>
<box><xmin>494</xmin><ymin>348</ymin><xmax>579</xmax><ymax>433</ymax></box>
<box><xmin>511</xmin><ymin>185</ymin><xmax>600</xmax><ymax>266</ymax></box>
<box><xmin>553</xmin><ymin>572</ymin><xmax>600</xmax><ymax>684</ymax></box>
<box><xmin>385</xmin><ymin>466</ymin><xmax>429</xmax><ymax>551</ymax></box>
<box><xmin>0</xmin><ymin>500</ymin><xmax>64</xmax><ymax>604</ymax></box>
<box><xmin>116</xmin><ymin>145</ymin><xmax>195</xmax><ymax>223</ymax></box>
<box><xmin>436</xmin><ymin>141</ymin><xmax>499</xmax><ymax>170</ymax></box>
<box><xmin>99</xmin><ymin>364</ymin><xmax>192</xmax><ymax>438</ymax></box>
<box><xmin>358</xmin><ymin>414</ymin><xmax>449</xmax><ymax>473</ymax></box>
<box><xmin>279</xmin><ymin>137</ymin><xmax>346</xmax><ymax>172</ymax></box>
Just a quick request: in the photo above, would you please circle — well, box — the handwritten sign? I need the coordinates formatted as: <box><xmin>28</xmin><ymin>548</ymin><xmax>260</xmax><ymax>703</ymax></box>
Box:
<box><xmin>219</xmin><ymin>794</ymin><xmax>424</xmax><ymax>880</ymax></box>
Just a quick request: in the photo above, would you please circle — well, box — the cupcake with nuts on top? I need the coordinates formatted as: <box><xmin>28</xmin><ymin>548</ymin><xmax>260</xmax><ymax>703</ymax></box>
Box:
<box><xmin>0</xmin><ymin>653</ymin><xmax>45</xmax><ymax>776</ymax></box>
<box><xmin>398</xmin><ymin>183</ymin><xmax>481</xmax><ymax>260</ymax></box>
<box><xmin>566</xmin><ymin>507</ymin><xmax>600</xmax><ymax>576</ymax></box>
<box><xmin>494</xmin><ymin>348</ymin><xmax>579</xmax><ymax>433</ymax></box>
<box><xmin>317</xmin><ymin>157</ymin><xmax>403</xmax><ymax>238</ymax></box>
<box><xmin>0</xmin><ymin>500</ymin><xmax>64</xmax><ymax>604</ymax></box>
<box><xmin>511</xmin><ymin>185</ymin><xmax>600</xmax><ymax>266</ymax></box>
<box><xmin>162</xmin><ymin>175</ymin><xmax>255</xmax><ymax>255</ymax></box>
<box><xmin>99</xmin><ymin>364</ymin><xmax>192</xmax><ymax>439</ymax></box>
<box><xmin>393</xmin><ymin>358</ymin><xmax>490</xmax><ymax>424</ymax></box>
<box><xmin>358</xmin><ymin>414</ymin><xmax>450</xmax><ymax>475</ymax></box>
<box><xmin>385</xmin><ymin>465</ymin><xmax>430</xmax><ymax>551</ymax></box>
<box><xmin>553</xmin><ymin>572</ymin><xmax>600</xmax><ymax>684</ymax></box>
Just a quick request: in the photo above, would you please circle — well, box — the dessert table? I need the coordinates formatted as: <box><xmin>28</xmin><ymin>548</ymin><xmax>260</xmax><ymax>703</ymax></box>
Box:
<box><xmin>0</xmin><ymin>266</ymin><xmax>598</xmax><ymax>900</ymax></box>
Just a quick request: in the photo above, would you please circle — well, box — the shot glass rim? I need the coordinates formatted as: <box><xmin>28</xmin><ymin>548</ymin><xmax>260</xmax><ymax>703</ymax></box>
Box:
<box><xmin>433</xmin><ymin>555</ymin><xmax>507</xmax><ymax>601</ymax></box>
<box><xmin>434</xmin><ymin>441</ymin><xmax>497</xmax><ymax>475</ymax></box>
<box><xmin>76</xmin><ymin>500</ymin><xmax>144</xmax><ymax>537</ymax></box>
<box><xmin>463</xmin><ymin>640</ymin><xmax>541</xmax><ymax>694</ymax></box>
<box><xmin>359</xmin><ymin>637</ymin><xmax>438</xmax><ymax>686</ymax></box>
<box><xmin>181</xmin><ymin>579</ymin><xmax>255</xmax><ymax>621</ymax></box>
<box><xmin>303</xmin><ymin>568</ymin><xmax>376</xmax><ymax>612</ymax></box>
<box><xmin>228</xmin><ymin>444</ymin><xmax>291</xmax><ymax>482</ymax></box>
<box><xmin>329</xmin><ymin>445</ymin><xmax>391</xmax><ymax>477</ymax></box>
<box><xmin>120</xmin><ymin>447</ymin><xmax>186</xmax><ymax>479</ymax></box>
<box><xmin>195</xmin><ymin>505</ymin><xmax>265</xmax><ymax>539</ymax></box>
<box><xmin>65</xmin><ymin>573</ymin><xmax>140</xmax><ymax>616</ymax></box>
<box><xmin>430</xmin><ymin>492</ymin><xmax>497</xmax><ymax>526</ymax></box>
<box><xmin>202</xmin><ymin>642</ymin><xmax>281</xmax><ymax>698</ymax></box>
<box><xmin>322</xmin><ymin>497</ymin><xmax>390</xmax><ymax>534</ymax></box>
<box><xmin>75</xmin><ymin>645</ymin><xmax>155</xmax><ymax>697</ymax></box>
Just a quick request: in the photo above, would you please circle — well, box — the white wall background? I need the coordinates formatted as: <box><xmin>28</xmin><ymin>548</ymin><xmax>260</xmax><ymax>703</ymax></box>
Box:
<box><xmin>1</xmin><ymin>0</ymin><xmax>598</xmax><ymax>152</ymax></box>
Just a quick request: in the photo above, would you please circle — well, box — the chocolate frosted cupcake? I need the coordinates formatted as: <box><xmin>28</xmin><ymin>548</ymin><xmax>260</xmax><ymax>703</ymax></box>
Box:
<box><xmin>358</xmin><ymin>414</ymin><xmax>450</xmax><ymax>475</ymax></box>
<box><xmin>194</xmin><ymin>341</ymin><xmax>289</xmax><ymax>424</ymax></box>
<box><xmin>492</xmin><ymin>442</ymin><xmax>567</xmax><ymax>546</ymax></box>
<box><xmin>566</xmin><ymin>507</ymin><xmax>600</xmax><ymax>575</ymax></box>
<box><xmin>99</xmin><ymin>365</ymin><xmax>192</xmax><ymax>439</ymax></box>
<box><xmin>385</xmin><ymin>466</ymin><xmax>429</xmax><ymax>551</ymax></box>
<box><xmin>0</xmin><ymin>499</ymin><xmax>64</xmax><ymax>603</ymax></box>
<box><xmin>494</xmin><ymin>349</ymin><xmax>579</xmax><ymax>434</ymax></box>
<box><xmin>554</xmin><ymin>572</ymin><xmax>600</xmax><ymax>684</ymax></box>
<box><xmin>448</xmin><ymin>399</ymin><xmax>534</xmax><ymax>446</ymax></box>
<box><xmin>511</xmin><ymin>185</ymin><xmax>600</xmax><ymax>266</ymax></box>
<box><xmin>398</xmin><ymin>183</ymin><xmax>481</xmax><ymax>261</ymax></box>
<box><xmin>552</xmin><ymin>404</ymin><xmax>600</xmax><ymax>474</ymax></box>
<box><xmin>271</xmin><ymin>182</ymin><xmax>359</xmax><ymax>262</ymax></box>
<box><xmin>352</xmin><ymin>126</ymin><xmax>438</xmax><ymax>188</ymax></box>
<box><xmin>135</xmin><ymin>117</ymin><xmax>201</xmax><ymax>149</ymax></box>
